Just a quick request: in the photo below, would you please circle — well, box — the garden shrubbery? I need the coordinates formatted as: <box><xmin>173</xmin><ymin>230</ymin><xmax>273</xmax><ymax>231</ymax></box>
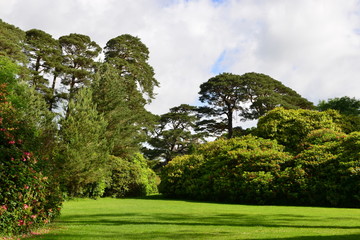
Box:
<box><xmin>0</xmin><ymin>75</ymin><xmax>62</xmax><ymax>236</ymax></box>
<box><xmin>160</xmin><ymin>108</ymin><xmax>360</xmax><ymax>207</ymax></box>
<box><xmin>104</xmin><ymin>153</ymin><xmax>158</xmax><ymax>198</ymax></box>
<box><xmin>256</xmin><ymin>107</ymin><xmax>343</xmax><ymax>153</ymax></box>
<box><xmin>160</xmin><ymin>135</ymin><xmax>293</xmax><ymax>204</ymax></box>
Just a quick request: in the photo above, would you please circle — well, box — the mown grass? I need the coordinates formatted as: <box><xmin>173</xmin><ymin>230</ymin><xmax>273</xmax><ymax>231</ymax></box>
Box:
<box><xmin>32</xmin><ymin>197</ymin><xmax>360</xmax><ymax>240</ymax></box>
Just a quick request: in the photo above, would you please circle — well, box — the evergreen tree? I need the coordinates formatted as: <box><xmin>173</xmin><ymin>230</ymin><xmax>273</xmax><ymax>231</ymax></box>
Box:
<box><xmin>317</xmin><ymin>96</ymin><xmax>360</xmax><ymax>116</ymax></box>
<box><xmin>199</xmin><ymin>73</ymin><xmax>245</xmax><ymax>138</ymax></box>
<box><xmin>104</xmin><ymin>34</ymin><xmax>159</xmax><ymax>102</ymax></box>
<box><xmin>145</xmin><ymin>104</ymin><xmax>205</xmax><ymax>162</ymax></box>
<box><xmin>199</xmin><ymin>72</ymin><xmax>314</xmax><ymax>138</ymax></box>
<box><xmin>317</xmin><ymin>96</ymin><xmax>360</xmax><ymax>133</ymax></box>
<box><xmin>93</xmin><ymin>63</ymin><xmax>154</xmax><ymax>158</ymax></box>
<box><xmin>58</xmin><ymin>87</ymin><xmax>109</xmax><ymax>197</ymax></box>
<box><xmin>24</xmin><ymin>29</ymin><xmax>63</xmax><ymax>111</ymax></box>
<box><xmin>59</xmin><ymin>33</ymin><xmax>101</xmax><ymax>116</ymax></box>
<box><xmin>0</xmin><ymin>19</ymin><xmax>27</xmax><ymax>65</ymax></box>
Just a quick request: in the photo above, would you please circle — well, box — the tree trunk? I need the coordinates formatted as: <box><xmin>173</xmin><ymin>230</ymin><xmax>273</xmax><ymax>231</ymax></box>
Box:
<box><xmin>227</xmin><ymin>108</ymin><xmax>233</xmax><ymax>139</ymax></box>
<box><xmin>48</xmin><ymin>73</ymin><xmax>58</xmax><ymax>111</ymax></box>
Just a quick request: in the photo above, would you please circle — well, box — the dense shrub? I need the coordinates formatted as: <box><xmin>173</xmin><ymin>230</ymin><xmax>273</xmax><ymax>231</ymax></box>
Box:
<box><xmin>160</xmin><ymin>136</ymin><xmax>293</xmax><ymax>204</ymax></box>
<box><xmin>256</xmin><ymin>107</ymin><xmax>342</xmax><ymax>153</ymax></box>
<box><xmin>279</xmin><ymin>129</ymin><xmax>359</xmax><ymax>207</ymax></box>
<box><xmin>336</xmin><ymin>132</ymin><xmax>360</xmax><ymax>206</ymax></box>
<box><xmin>159</xmin><ymin>154</ymin><xmax>206</xmax><ymax>199</ymax></box>
<box><xmin>104</xmin><ymin>153</ymin><xmax>158</xmax><ymax>198</ymax></box>
<box><xmin>160</xmin><ymin>130</ymin><xmax>360</xmax><ymax>207</ymax></box>
<box><xmin>0</xmin><ymin>83</ymin><xmax>62</xmax><ymax>236</ymax></box>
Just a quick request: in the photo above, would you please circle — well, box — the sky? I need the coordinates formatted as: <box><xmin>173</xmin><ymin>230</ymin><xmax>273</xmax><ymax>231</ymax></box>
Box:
<box><xmin>1</xmin><ymin>0</ymin><xmax>360</xmax><ymax>128</ymax></box>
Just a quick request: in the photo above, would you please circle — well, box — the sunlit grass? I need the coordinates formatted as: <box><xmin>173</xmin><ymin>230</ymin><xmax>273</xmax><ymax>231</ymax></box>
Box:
<box><xmin>32</xmin><ymin>197</ymin><xmax>360</xmax><ymax>240</ymax></box>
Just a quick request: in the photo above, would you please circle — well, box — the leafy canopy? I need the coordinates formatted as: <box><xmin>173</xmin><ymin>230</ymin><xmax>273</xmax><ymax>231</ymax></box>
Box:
<box><xmin>198</xmin><ymin>72</ymin><xmax>314</xmax><ymax>138</ymax></box>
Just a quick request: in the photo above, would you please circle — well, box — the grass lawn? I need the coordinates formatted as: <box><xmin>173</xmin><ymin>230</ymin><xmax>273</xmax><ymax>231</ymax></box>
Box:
<box><xmin>31</xmin><ymin>197</ymin><xmax>360</xmax><ymax>240</ymax></box>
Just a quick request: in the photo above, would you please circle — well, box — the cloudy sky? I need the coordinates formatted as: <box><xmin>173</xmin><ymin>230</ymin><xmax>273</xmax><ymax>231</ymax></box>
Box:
<box><xmin>1</xmin><ymin>0</ymin><xmax>360</xmax><ymax>127</ymax></box>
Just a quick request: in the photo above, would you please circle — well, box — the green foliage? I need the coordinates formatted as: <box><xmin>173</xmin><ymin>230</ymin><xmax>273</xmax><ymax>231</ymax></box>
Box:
<box><xmin>160</xmin><ymin>127</ymin><xmax>360</xmax><ymax>207</ymax></box>
<box><xmin>0</xmin><ymin>56</ymin><xmax>18</xmax><ymax>87</ymax></box>
<box><xmin>59</xmin><ymin>33</ymin><xmax>101</xmax><ymax>110</ymax></box>
<box><xmin>144</xmin><ymin>104</ymin><xmax>205</xmax><ymax>162</ymax></box>
<box><xmin>24</xmin><ymin>29</ymin><xmax>63</xmax><ymax>110</ymax></box>
<box><xmin>239</xmin><ymin>72</ymin><xmax>314</xmax><ymax>120</ymax></box>
<box><xmin>104</xmin><ymin>34</ymin><xmax>159</xmax><ymax>101</ymax></box>
<box><xmin>158</xmin><ymin>154</ymin><xmax>206</xmax><ymax>198</ymax></box>
<box><xmin>104</xmin><ymin>154</ymin><xmax>158</xmax><ymax>198</ymax></box>
<box><xmin>337</xmin><ymin>132</ymin><xmax>360</xmax><ymax>206</ymax></box>
<box><xmin>57</xmin><ymin>87</ymin><xmax>110</xmax><ymax>197</ymax></box>
<box><xmin>0</xmin><ymin>19</ymin><xmax>27</xmax><ymax>65</ymax></box>
<box><xmin>93</xmin><ymin>63</ymin><xmax>155</xmax><ymax>158</ymax></box>
<box><xmin>256</xmin><ymin>107</ymin><xmax>342</xmax><ymax>152</ymax></box>
<box><xmin>317</xmin><ymin>96</ymin><xmax>360</xmax><ymax>116</ymax></box>
<box><xmin>317</xmin><ymin>97</ymin><xmax>360</xmax><ymax>133</ymax></box>
<box><xmin>0</xmin><ymin>66</ymin><xmax>62</xmax><ymax>236</ymax></box>
<box><xmin>302</xmin><ymin>128</ymin><xmax>346</xmax><ymax>147</ymax></box>
<box><xmin>160</xmin><ymin>136</ymin><xmax>293</xmax><ymax>204</ymax></box>
<box><xmin>287</xmin><ymin>130</ymin><xmax>359</xmax><ymax>207</ymax></box>
<box><xmin>198</xmin><ymin>72</ymin><xmax>314</xmax><ymax>138</ymax></box>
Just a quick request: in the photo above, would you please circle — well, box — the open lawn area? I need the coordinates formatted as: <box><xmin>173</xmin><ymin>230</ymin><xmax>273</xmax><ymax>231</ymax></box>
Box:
<box><xmin>32</xmin><ymin>197</ymin><xmax>360</xmax><ymax>240</ymax></box>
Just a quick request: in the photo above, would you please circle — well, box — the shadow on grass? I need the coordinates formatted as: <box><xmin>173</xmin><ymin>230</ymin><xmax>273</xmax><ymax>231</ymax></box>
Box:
<box><xmin>34</xmin><ymin>211</ymin><xmax>360</xmax><ymax>240</ymax></box>
<box><xmin>57</xmin><ymin>212</ymin><xmax>360</xmax><ymax>229</ymax></box>
<box><xmin>33</xmin><ymin>196</ymin><xmax>360</xmax><ymax>240</ymax></box>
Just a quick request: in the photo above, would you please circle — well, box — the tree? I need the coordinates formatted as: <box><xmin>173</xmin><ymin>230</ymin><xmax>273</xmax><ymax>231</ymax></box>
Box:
<box><xmin>199</xmin><ymin>73</ymin><xmax>246</xmax><ymax>138</ymax></box>
<box><xmin>317</xmin><ymin>96</ymin><xmax>360</xmax><ymax>133</ymax></box>
<box><xmin>58</xmin><ymin>87</ymin><xmax>109</xmax><ymax>197</ymax></box>
<box><xmin>317</xmin><ymin>96</ymin><xmax>360</xmax><ymax>116</ymax></box>
<box><xmin>92</xmin><ymin>63</ymin><xmax>155</xmax><ymax>158</ymax></box>
<box><xmin>104</xmin><ymin>34</ymin><xmax>159</xmax><ymax>102</ymax></box>
<box><xmin>96</xmin><ymin>34</ymin><xmax>160</xmax><ymax>158</ymax></box>
<box><xmin>59</xmin><ymin>33</ymin><xmax>101</xmax><ymax>115</ymax></box>
<box><xmin>239</xmin><ymin>72</ymin><xmax>314</xmax><ymax>119</ymax></box>
<box><xmin>24</xmin><ymin>29</ymin><xmax>63</xmax><ymax>111</ymax></box>
<box><xmin>144</xmin><ymin>104</ymin><xmax>205</xmax><ymax>162</ymax></box>
<box><xmin>0</xmin><ymin>55</ymin><xmax>56</xmax><ymax>156</ymax></box>
<box><xmin>0</xmin><ymin>19</ymin><xmax>27</xmax><ymax>65</ymax></box>
<box><xmin>198</xmin><ymin>72</ymin><xmax>314</xmax><ymax>138</ymax></box>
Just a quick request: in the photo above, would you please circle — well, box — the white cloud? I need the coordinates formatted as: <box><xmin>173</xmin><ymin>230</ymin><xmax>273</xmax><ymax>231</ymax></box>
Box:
<box><xmin>1</xmin><ymin>0</ymin><xmax>360</xmax><ymax>123</ymax></box>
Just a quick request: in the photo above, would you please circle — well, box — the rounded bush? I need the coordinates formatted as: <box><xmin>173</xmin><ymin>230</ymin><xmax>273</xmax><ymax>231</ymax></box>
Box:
<box><xmin>256</xmin><ymin>107</ymin><xmax>342</xmax><ymax>153</ymax></box>
<box><xmin>104</xmin><ymin>154</ymin><xmax>158</xmax><ymax>198</ymax></box>
<box><xmin>160</xmin><ymin>136</ymin><xmax>293</xmax><ymax>204</ymax></box>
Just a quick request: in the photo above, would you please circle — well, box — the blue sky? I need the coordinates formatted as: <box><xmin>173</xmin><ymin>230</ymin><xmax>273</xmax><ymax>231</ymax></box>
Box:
<box><xmin>1</xmin><ymin>0</ymin><xmax>360</xmax><ymax>129</ymax></box>
<box><xmin>211</xmin><ymin>51</ymin><xmax>227</xmax><ymax>74</ymax></box>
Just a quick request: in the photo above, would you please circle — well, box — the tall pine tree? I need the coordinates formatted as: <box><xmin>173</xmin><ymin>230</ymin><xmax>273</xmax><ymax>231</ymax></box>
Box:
<box><xmin>58</xmin><ymin>87</ymin><xmax>109</xmax><ymax>197</ymax></box>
